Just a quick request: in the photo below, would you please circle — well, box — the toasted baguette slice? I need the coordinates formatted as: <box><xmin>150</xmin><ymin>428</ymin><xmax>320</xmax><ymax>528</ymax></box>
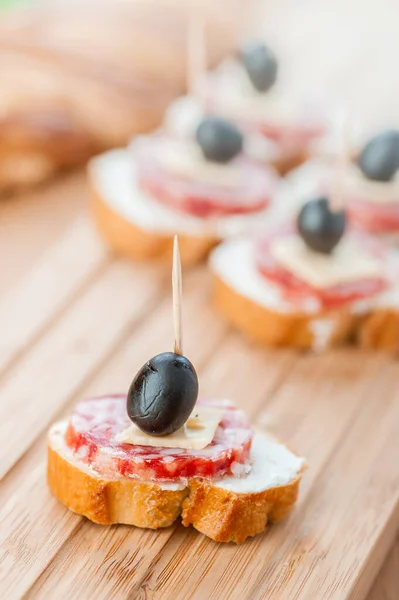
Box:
<box><xmin>48</xmin><ymin>421</ymin><xmax>305</xmax><ymax>544</ymax></box>
<box><xmin>210</xmin><ymin>238</ymin><xmax>399</xmax><ymax>352</ymax></box>
<box><xmin>88</xmin><ymin>149</ymin><xmax>268</xmax><ymax>267</ymax></box>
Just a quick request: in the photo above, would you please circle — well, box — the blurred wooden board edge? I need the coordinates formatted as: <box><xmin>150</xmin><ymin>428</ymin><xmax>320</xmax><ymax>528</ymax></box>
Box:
<box><xmin>367</xmin><ymin>536</ymin><xmax>399</xmax><ymax>600</ymax></box>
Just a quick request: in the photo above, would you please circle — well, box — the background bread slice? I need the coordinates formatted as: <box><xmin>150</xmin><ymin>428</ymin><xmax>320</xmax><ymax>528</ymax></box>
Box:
<box><xmin>213</xmin><ymin>272</ymin><xmax>399</xmax><ymax>352</ymax></box>
<box><xmin>210</xmin><ymin>238</ymin><xmax>399</xmax><ymax>352</ymax></box>
<box><xmin>88</xmin><ymin>149</ymin><xmax>266</xmax><ymax>267</ymax></box>
<box><xmin>48</xmin><ymin>422</ymin><xmax>304</xmax><ymax>543</ymax></box>
<box><xmin>90</xmin><ymin>183</ymin><xmax>218</xmax><ymax>267</ymax></box>
<box><xmin>212</xmin><ymin>273</ymin><xmax>358</xmax><ymax>350</ymax></box>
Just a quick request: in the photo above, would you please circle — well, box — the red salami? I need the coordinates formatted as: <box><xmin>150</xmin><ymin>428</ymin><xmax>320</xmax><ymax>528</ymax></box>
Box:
<box><xmin>346</xmin><ymin>200</ymin><xmax>399</xmax><ymax>234</ymax></box>
<box><xmin>257</xmin><ymin>121</ymin><xmax>325</xmax><ymax>147</ymax></box>
<box><xmin>255</xmin><ymin>229</ymin><xmax>388</xmax><ymax>311</ymax></box>
<box><xmin>135</xmin><ymin>136</ymin><xmax>275</xmax><ymax>219</ymax></box>
<box><xmin>65</xmin><ymin>396</ymin><xmax>253</xmax><ymax>481</ymax></box>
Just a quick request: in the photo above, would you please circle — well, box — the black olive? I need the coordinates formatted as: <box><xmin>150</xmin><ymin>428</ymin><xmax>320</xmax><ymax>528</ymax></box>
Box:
<box><xmin>240</xmin><ymin>41</ymin><xmax>278</xmax><ymax>93</ymax></box>
<box><xmin>196</xmin><ymin>117</ymin><xmax>243</xmax><ymax>163</ymax></box>
<box><xmin>298</xmin><ymin>196</ymin><xmax>346</xmax><ymax>254</ymax></box>
<box><xmin>357</xmin><ymin>129</ymin><xmax>399</xmax><ymax>182</ymax></box>
<box><xmin>127</xmin><ymin>352</ymin><xmax>199</xmax><ymax>436</ymax></box>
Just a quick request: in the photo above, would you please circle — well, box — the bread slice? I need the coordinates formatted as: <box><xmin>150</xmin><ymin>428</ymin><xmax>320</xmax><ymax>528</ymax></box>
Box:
<box><xmin>273</xmin><ymin>147</ymin><xmax>310</xmax><ymax>176</ymax></box>
<box><xmin>48</xmin><ymin>421</ymin><xmax>305</xmax><ymax>544</ymax></box>
<box><xmin>88</xmin><ymin>149</ymin><xmax>268</xmax><ymax>267</ymax></box>
<box><xmin>210</xmin><ymin>238</ymin><xmax>399</xmax><ymax>352</ymax></box>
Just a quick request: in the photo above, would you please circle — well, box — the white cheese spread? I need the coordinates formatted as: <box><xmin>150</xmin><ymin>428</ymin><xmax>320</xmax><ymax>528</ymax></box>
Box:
<box><xmin>215</xmin><ymin>433</ymin><xmax>306</xmax><ymax>493</ymax></box>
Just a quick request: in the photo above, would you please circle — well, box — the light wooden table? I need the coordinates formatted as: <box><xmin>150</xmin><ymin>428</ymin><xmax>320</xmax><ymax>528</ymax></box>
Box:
<box><xmin>0</xmin><ymin>1</ymin><xmax>398</xmax><ymax>597</ymax></box>
<box><xmin>0</xmin><ymin>168</ymin><xmax>397</xmax><ymax>599</ymax></box>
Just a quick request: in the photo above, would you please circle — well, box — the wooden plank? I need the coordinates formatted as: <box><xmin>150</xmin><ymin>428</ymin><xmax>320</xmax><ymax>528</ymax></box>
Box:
<box><xmin>1</xmin><ymin>1</ymin><xmax>399</xmax><ymax>597</ymax></box>
<box><xmin>0</xmin><ymin>172</ymin><xmax>84</xmax><ymax>294</ymax></box>
<box><xmin>0</xmin><ymin>215</ymin><xmax>108</xmax><ymax>376</ymax></box>
<box><xmin>0</xmin><ymin>259</ymin><xmax>165</xmax><ymax>482</ymax></box>
<box><xmin>249</xmin><ymin>368</ymin><xmax>399</xmax><ymax>600</ymax></box>
<box><xmin>366</xmin><ymin>536</ymin><xmax>399</xmax><ymax>600</ymax></box>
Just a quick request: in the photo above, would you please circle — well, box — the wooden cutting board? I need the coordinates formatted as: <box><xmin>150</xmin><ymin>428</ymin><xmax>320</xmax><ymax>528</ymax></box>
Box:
<box><xmin>0</xmin><ymin>172</ymin><xmax>398</xmax><ymax>600</ymax></box>
<box><xmin>0</xmin><ymin>0</ymin><xmax>399</xmax><ymax>597</ymax></box>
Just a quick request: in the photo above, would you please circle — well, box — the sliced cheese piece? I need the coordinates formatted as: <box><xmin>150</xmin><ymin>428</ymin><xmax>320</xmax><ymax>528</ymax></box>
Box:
<box><xmin>153</xmin><ymin>139</ymin><xmax>241</xmax><ymax>188</ymax></box>
<box><xmin>270</xmin><ymin>235</ymin><xmax>381</xmax><ymax>289</ymax></box>
<box><xmin>114</xmin><ymin>405</ymin><xmax>226</xmax><ymax>450</ymax></box>
<box><xmin>344</xmin><ymin>165</ymin><xmax>399</xmax><ymax>205</ymax></box>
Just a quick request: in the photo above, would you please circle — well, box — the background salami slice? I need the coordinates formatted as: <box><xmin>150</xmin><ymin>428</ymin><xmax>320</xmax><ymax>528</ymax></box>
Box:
<box><xmin>255</xmin><ymin>230</ymin><xmax>388</xmax><ymax>311</ymax></box>
<box><xmin>65</xmin><ymin>395</ymin><xmax>253</xmax><ymax>481</ymax></box>
<box><xmin>135</xmin><ymin>136</ymin><xmax>275</xmax><ymax>219</ymax></box>
<box><xmin>347</xmin><ymin>200</ymin><xmax>399</xmax><ymax>234</ymax></box>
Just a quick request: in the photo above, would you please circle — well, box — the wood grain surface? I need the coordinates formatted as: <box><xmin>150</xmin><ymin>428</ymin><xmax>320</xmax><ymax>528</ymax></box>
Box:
<box><xmin>0</xmin><ymin>171</ymin><xmax>397</xmax><ymax>600</ymax></box>
<box><xmin>0</xmin><ymin>0</ymin><xmax>399</xmax><ymax>598</ymax></box>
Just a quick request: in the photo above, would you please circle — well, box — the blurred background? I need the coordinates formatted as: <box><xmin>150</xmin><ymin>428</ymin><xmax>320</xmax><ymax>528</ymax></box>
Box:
<box><xmin>0</xmin><ymin>0</ymin><xmax>398</xmax><ymax>288</ymax></box>
<box><xmin>0</xmin><ymin>0</ymin><xmax>398</xmax><ymax>184</ymax></box>
<box><xmin>1</xmin><ymin>5</ymin><xmax>398</xmax><ymax>596</ymax></box>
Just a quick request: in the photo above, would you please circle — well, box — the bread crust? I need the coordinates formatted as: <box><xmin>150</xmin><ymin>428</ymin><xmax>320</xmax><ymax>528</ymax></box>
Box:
<box><xmin>181</xmin><ymin>476</ymin><xmax>301</xmax><ymax>544</ymax></box>
<box><xmin>47</xmin><ymin>444</ymin><xmax>187</xmax><ymax>528</ymax></box>
<box><xmin>212</xmin><ymin>273</ymin><xmax>358</xmax><ymax>349</ymax></box>
<box><xmin>212</xmin><ymin>273</ymin><xmax>399</xmax><ymax>352</ymax></box>
<box><xmin>357</xmin><ymin>309</ymin><xmax>399</xmax><ymax>353</ymax></box>
<box><xmin>47</xmin><ymin>431</ymin><xmax>302</xmax><ymax>543</ymax></box>
<box><xmin>89</xmin><ymin>179</ymin><xmax>219</xmax><ymax>267</ymax></box>
<box><xmin>272</xmin><ymin>148</ymin><xmax>310</xmax><ymax>176</ymax></box>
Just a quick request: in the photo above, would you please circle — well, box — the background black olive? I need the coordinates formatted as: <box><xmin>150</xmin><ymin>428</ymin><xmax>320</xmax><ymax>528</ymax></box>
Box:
<box><xmin>240</xmin><ymin>41</ymin><xmax>278</xmax><ymax>93</ymax></box>
<box><xmin>196</xmin><ymin>116</ymin><xmax>243</xmax><ymax>163</ymax></box>
<box><xmin>357</xmin><ymin>129</ymin><xmax>399</xmax><ymax>182</ymax></box>
<box><xmin>298</xmin><ymin>196</ymin><xmax>346</xmax><ymax>254</ymax></box>
<box><xmin>127</xmin><ymin>352</ymin><xmax>199</xmax><ymax>436</ymax></box>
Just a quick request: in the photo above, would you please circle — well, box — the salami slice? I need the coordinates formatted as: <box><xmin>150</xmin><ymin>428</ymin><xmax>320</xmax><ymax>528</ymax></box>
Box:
<box><xmin>257</xmin><ymin>121</ymin><xmax>325</xmax><ymax>147</ymax></box>
<box><xmin>255</xmin><ymin>230</ymin><xmax>388</xmax><ymax>311</ymax></box>
<box><xmin>65</xmin><ymin>396</ymin><xmax>253</xmax><ymax>481</ymax></box>
<box><xmin>346</xmin><ymin>200</ymin><xmax>399</xmax><ymax>234</ymax></box>
<box><xmin>134</xmin><ymin>136</ymin><xmax>275</xmax><ymax>219</ymax></box>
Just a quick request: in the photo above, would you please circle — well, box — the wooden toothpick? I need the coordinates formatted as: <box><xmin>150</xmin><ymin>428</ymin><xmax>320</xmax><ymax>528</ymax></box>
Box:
<box><xmin>172</xmin><ymin>235</ymin><xmax>183</xmax><ymax>355</ymax></box>
<box><xmin>187</xmin><ymin>7</ymin><xmax>206</xmax><ymax>98</ymax></box>
<box><xmin>330</xmin><ymin>111</ymin><xmax>351</xmax><ymax>213</ymax></box>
